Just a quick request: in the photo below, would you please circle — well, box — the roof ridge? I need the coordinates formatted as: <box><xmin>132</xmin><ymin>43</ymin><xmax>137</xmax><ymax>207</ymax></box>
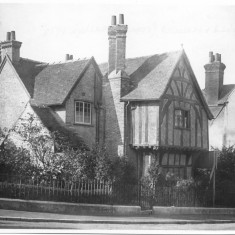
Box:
<box><xmin>44</xmin><ymin>57</ymin><xmax>91</xmax><ymax>66</ymax></box>
<box><xmin>222</xmin><ymin>84</ymin><xmax>235</xmax><ymax>87</ymax></box>
<box><xmin>98</xmin><ymin>50</ymin><xmax>183</xmax><ymax>65</ymax></box>
<box><xmin>20</xmin><ymin>57</ymin><xmax>46</xmax><ymax>64</ymax></box>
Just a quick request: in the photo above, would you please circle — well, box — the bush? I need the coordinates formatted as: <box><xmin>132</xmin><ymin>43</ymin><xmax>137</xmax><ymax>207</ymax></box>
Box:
<box><xmin>194</xmin><ymin>168</ymin><xmax>210</xmax><ymax>189</ymax></box>
<box><xmin>0</xmin><ymin>122</ymin><xmax>136</xmax><ymax>183</ymax></box>
<box><xmin>213</xmin><ymin>146</ymin><xmax>235</xmax><ymax>206</ymax></box>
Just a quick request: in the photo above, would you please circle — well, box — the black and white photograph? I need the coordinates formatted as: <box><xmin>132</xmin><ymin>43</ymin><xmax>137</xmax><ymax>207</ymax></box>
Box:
<box><xmin>0</xmin><ymin>0</ymin><xmax>235</xmax><ymax>232</ymax></box>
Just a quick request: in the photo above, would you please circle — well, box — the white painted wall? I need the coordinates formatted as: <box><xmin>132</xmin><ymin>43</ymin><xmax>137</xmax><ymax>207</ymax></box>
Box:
<box><xmin>54</xmin><ymin>108</ymin><xmax>66</xmax><ymax>123</ymax></box>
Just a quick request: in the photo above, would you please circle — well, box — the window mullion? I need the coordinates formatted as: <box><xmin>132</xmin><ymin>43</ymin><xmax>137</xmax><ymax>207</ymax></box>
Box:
<box><xmin>89</xmin><ymin>103</ymin><xmax>91</xmax><ymax>124</ymax></box>
<box><xmin>83</xmin><ymin>102</ymin><xmax>84</xmax><ymax>123</ymax></box>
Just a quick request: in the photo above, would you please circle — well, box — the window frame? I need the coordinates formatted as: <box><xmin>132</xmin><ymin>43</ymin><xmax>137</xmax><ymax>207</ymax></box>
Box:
<box><xmin>74</xmin><ymin>101</ymin><xmax>92</xmax><ymax>125</ymax></box>
<box><xmin>174</xmin><ymin>108</ymin><xmax>190</xmax><ymax>129</ymax></box>
<box><xmin>160</xmin><ymin>153</ymin><xmax>192</xmax><ymax>179</ymax></box>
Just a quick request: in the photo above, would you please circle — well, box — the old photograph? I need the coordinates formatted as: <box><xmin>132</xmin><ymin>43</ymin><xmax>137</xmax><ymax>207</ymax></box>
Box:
<box><xmin>0</xmin><ymin>0</ymin><xmax>235</xmax><ymax>232</ymax></box>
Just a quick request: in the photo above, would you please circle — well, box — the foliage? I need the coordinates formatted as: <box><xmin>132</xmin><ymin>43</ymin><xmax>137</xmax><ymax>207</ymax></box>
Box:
<box><xmin>12</xmin><ymin>113</ymin><xmax>56</xmax><ymax>170</ymax></box>
<box><xmin>111</xmin><ymin>155</ymin><xmax>137</xmax><ymax>184</ymax></box>
<box><xmin>92</xmin><ymin>144</ymin><xmax>112</xmax><ymax>181</ymax></box>
<box><xmin>144</xmin><ymin>158</ymin><xmax>180</xmax><ymax>187</ymax></box>
<box><xmin>193</xmin><ymin>168</ymin><xmax>210</xmax><ymax>189</ymax></box>
<box><xmin>0</xmin><ymin>113</ymin><xmax>136</xmax><ymax>183</ymax></box>
<box><xmin>176</xmin><ymin>178</ymin><xmax>195</xmax><ymax>188</ymax></box>
<box><xmin>143</xmin><ymin>157</ymin><xmax>205</xmax><ymax>189</ymax></box>
<box><xmin>216</xmin><ymin>146</ymin><xmax>235</xmax><ymax>182</ymax></box>
<box><xmin>212</xmin><ymin>146</ymin><xmax>235</xmax><ymax>206</ymax></box>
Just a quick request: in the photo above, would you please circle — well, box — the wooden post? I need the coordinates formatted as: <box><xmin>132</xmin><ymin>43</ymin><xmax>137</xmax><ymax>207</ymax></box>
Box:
<box><xmin>213</xmin><ymin>166</ymin><xmax>215</xmax><ymax>207</ymax></box>
<box><xmin>212</xmin><ymin>150</ymin><xmax>218</xmax><ymax>207</ymax></box>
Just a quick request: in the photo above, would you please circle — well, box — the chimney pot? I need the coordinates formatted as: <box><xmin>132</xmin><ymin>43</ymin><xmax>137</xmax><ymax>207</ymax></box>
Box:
<box><xmin>10</xmin><ymin>31</ymin><xmax>16</xmax><ymax>41</ymax></box>
<box><xmin>111</xmin><ymin>15</ymin><xmax>116</xmax><ymax>25</ymax></box>
<box><xmin>204</xmin><ymin>51</ymin><xmax>226</xmax><ymax>105</ymax></box>
<box><xmin>215</xmin><ymin>53</ymin><xmax>220</xmax><ymax>62</ymax></box>
<box><xmin>6</xmin><ymin>32</ymin><xmax>11</xmax><ymax>41</ymax></box>
<box><xmin>69</xmin><ymin>55</ymin><xmax>73</xmax><ymax>60</ymax></box>
<box><xmin>209</xmin><ymin>51</ymin><xmax>214</xmax><ymax>63</ymax></box>
<box><xmin>65</xmin><ymin>54</ymin><xmax>70</xmax><ymax>61</ymax></box>
<box><xmin>119</xmin><ymin>14</ymin><xmax>124</xmax><ymax>24</ymax></box>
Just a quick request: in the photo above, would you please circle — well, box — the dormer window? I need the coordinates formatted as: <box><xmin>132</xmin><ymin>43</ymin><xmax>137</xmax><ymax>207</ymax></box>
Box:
<box><xmin>75</xmin><ymin>101</ymin><xmax>91</xmax><ymax>124</ymax></box>
<box><xmin>174</xmin><ymin>109</ymin><xmax>190</xmax><ymax>128</ymax></box>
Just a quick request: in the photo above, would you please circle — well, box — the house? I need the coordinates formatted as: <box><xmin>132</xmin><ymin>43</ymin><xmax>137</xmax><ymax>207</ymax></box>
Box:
<box><xmin>100</xmin><ymin>14</ymin><xmax>213</xmax><ymax>179</ymax></box>
<box><xmin>0</xmin><ymin>14</ymin><xmax>213</xmax><ymax>179</ymax></box>
<box><xmin>203</xmin><ymin>52</ymin><xmax>235</xmax><ymax>149</ymax></box>
<box><xmin>0</xmin><ymin>31</ymin><xmax>104</xmax><ymax>149</ymax></box>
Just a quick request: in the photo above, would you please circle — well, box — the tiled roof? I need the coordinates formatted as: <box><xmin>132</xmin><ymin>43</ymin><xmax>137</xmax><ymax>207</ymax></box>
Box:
<box><xmin>209</xmin><ymin>106</ymin><xmax>224</xmax><ymax>118</ymax></box>
<box><xmin>202</xmin><ymin>84</ymin><xmax>235</xmax><ymax>105</ymax></box>
<box><xmin>13</xmin><ymin>58</ymin><xmax>46</xmax><ymax>97</ymax></box>
<box><xmin>202</xmin><ymin>84</ymin><xmax>235</xmax><ymax>120</ymax></box>
<box><xmin>121</xmin><ymin>51</ymin><xmax>183</xmax><ymax>101</ymax></box>
<box><xmin>218</xmin><ymin>84</ymin><xmax>235</xmax><ymax>104</ymax></box>
<box><xmin>125</xmin><ymin>55</ymin><xmax>153</xmax><ymax>75</ymax></box>
<box><xmin>33</xmin><ymin>59</ymin><xmax>90</xmax><ymax>105</ymax></box>
<box><xmin>98</xmin><ymin>55</ymin><xmax>152</xmax><ymax>76</ymax></box>
<box><xmin>31</xmin><ymin>104</ymin><xmax>86</xmax><ymax>148</ymax></box>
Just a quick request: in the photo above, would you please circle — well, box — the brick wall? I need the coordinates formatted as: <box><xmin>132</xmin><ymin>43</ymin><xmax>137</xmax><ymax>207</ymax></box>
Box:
<box><xmin>103</xmin><ymin>74</ymin><xmax>124</xmax><ymax>155</ymax></box>
<box><xmin>204</xmin><ymin>62</ymin><xmax>226</xmax><ymax>105</ymax></box>
<box><xmin>0</xmin><ymin>59</ymin><xmax>29</xmax><ymax>131</ymax></box>
<box><xmin>108</xmin><ymin>26</ymin><xmax>116</xmax><ymax>74</ymax></box>
<box><xmin>116</xmin><ymin>25</ymin><xmax>127</xmax><ymax>71</ymax></box>
<box><xmin>1</xmin><ymin>41</ymin><xmax>21</xmax><ymax>64</ymax></box>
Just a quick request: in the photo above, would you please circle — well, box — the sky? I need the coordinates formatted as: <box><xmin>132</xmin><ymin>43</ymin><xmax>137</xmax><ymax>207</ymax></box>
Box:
<box><xmin>0</xmin><ymin>0</ymin><xmax>235</xmax><ymax>88</ymax></box>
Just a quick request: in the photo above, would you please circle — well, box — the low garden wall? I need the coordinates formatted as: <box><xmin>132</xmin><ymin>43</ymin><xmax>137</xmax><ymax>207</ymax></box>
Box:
<box><xmin>0</xmin><ymin>198</ymin><xmax>141</xmax><ymax>216</ymax></box>
<box><xmin>153</xmin><ymin>206</ymin><xmax>235</xmax><ymax>215</ymax></box>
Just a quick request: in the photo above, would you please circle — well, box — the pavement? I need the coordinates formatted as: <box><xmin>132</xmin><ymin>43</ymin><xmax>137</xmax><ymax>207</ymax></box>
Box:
<box><xmin>1</xmin><ymin>209</ymin><xmax>235</xmax><ymax>224</ymax></box>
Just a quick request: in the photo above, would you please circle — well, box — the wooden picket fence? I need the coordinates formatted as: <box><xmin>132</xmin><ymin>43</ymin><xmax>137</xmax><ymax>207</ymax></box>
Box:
<box><xmin>0</xmin><ymin>174</ymin><xmax>212</xmax><ymax>209</ymax></box>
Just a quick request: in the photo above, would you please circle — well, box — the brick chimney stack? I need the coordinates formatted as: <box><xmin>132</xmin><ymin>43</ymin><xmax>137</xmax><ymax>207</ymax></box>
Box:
<box><xmin>204</xmin><ymin>51</ymin><xmax>226</xmax><ymax>105</ymax></box>
<box><xmin>1</xmin><ymin>31</ymin><xmax>22</xmax><ymax>63</ymax></box>
<box><xmin>108</xmin><ymin>14</ymin><xmax>128</xmax><ymax>74</ymax></box>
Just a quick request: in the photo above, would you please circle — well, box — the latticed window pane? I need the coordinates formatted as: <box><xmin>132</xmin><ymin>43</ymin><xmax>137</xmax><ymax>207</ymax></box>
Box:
<box><xmin>184</xmin><ymin>111</ymin><xmax>190</xmax><ymax>128</ymax></box>
<box><xmin>162</xmin><ymin>154</ymin><xmax>168</xmax><ymax>165</ymax></box>
<box><xmin>187</xmin><ymin>155</ymin><xmax>192</xmax><ymax>165</ymax></box>
<box><xmin>180</xmin><ymin>154</ymin><xmax>186</xmax><ymax>166</ymax></box>
<box><xmin>186</xmin><ymin>167</ymin><xmax>192</xmax><ymax>178</ymax></box>
<box><xmin>175</xmin><ymin>109</ymin><xmax>190</xmax><ymax>128</ymax></box>
<box><xmin>160</xmin><ymin>154</ymin><xmax>191</xmax><ymax>179</ymax></box>
<box><xmin>84</xmin><ymin>102</ymin><xmax>91</xmax><ymax>124</ymax></box>
<box><xmin>154</xmin><ymin>153</ymin><xmax>160</xmax><ymax>165</ymax></box>
<box><xmin>175</xmin><ymin>110</ymin><xmax>183</xmax><ymax>127</ymax></box>
<box><xmin>175</xmin><ymin>154</ymin><xmax>180</xmax><ymax>165</ymax></box>
<box><xmin>169</xmin><ymin>153</ymin><xmax>174</xmax><ymax>165</ymax></box>
<box><xmin>75</xmin><ymin>102</ymin><xmax>84</xmax><ymax>123</ymax></box>
<box><xmin>75</xmin><ymin>101</ymin><xmax>91</xmax><ymax>124</ymax></box>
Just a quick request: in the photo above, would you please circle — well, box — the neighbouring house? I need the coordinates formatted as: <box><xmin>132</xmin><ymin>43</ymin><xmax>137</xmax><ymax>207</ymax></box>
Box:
<box><xmin>100</xmin><ymin>15</ymin><xmax>213</xmax><ymax>179</ymax></box>
<box><xmin>0</xmin><ymin>14</ymin><xmax>213</xmax><ymax>179</ymax></box>
<box><xmin>0</xmin><ymin>31</ymin><xmax>104</xmax><ymax>149</ymax></box>
<box><xmin>203</xmin><ymin>52</ymin><xmax>235</xmax><ymax>149</ymax></box>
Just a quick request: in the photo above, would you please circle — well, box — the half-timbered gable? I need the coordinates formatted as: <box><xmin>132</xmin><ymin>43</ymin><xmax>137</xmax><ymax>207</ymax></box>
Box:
<box><xmin>160</xmin><ymin>58</ymin><xmax>209</xmax><ymax>151</ymax></box>
<box><xmin>120</xmin><ymin>49</ymin><xmax>213</xmax><ymax>179</ymax></box>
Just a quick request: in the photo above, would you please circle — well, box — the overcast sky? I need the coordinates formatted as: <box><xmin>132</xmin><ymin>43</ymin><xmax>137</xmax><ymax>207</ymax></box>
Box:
<box><xmin>0</xmin><ymin>0</ymin><xmax>235</xmax><ymax>88</ymax></box>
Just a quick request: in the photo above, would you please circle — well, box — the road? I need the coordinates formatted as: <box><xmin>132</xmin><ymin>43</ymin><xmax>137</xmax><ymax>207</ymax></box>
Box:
<box><xmin>1</xmin><ymin>220</ymin><xmax>235</xmax><ymax>230</ymax></box>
